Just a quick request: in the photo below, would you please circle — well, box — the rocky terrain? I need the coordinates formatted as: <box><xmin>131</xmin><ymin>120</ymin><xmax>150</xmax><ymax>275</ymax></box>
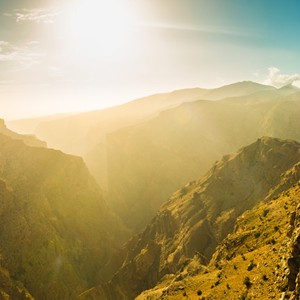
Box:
<box><xmin>137</xmin><ymin>182</ymin><xmax>300</xmax><ymax>299</ymax></box>
<box><xmin>79</xmin><ymin>137</ymin><xmax>300</xmax><ymax>300</ymax></box>
<box><xmin>0</xmin><ymin>132</ymin><xmax>128</xmax><ymax>300</ymax></box>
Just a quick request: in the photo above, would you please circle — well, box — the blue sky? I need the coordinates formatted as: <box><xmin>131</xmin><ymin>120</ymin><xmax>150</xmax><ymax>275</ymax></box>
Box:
<box><xmin>0</xmin><ymin>0</ymin><xmax>300</xmax><ymax>119</ymax></box>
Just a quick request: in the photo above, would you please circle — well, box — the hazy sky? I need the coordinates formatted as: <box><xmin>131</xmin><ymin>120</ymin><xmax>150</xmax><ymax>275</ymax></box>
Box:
<box><xmin>1</xmin><ymin>0</ymin><xmax>300</xmax><ymax>119</ymax></box>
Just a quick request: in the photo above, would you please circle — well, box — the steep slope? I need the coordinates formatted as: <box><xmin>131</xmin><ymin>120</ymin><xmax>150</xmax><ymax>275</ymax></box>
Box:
<box><xmin>79</xmin><ymin>137</ymin><xmax>300</xmax><ymax>300</ymax></box>
<box><xmin>106</xmin><ymin>90</ymin><xmax>300</xmax><ymax>230</ymax></box>
<box><xmin>137</xmin><ymin>171</ymin><xmax>300</xmax><ymax>299</ymax></box>
<box><xmin>0</xmin><ymin>119</ymin><xmax>46</xmax><ymax>148</ymax></box>
<box><xmin>0</xmin><ymin>133</ymin><xmax>127</xmax><ymax>300</ymax></box>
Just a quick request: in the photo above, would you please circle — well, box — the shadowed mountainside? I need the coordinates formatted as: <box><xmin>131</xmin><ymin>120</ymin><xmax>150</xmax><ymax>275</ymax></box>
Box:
<box><xmin>0</xmin><ymin>132</ymin><xmax>128</xmax><ymax>300</ymax></box>
<box><xmin>78</xmin><ymin>137</ymin><xmax>300</xmax><ymax>300</ymax></box>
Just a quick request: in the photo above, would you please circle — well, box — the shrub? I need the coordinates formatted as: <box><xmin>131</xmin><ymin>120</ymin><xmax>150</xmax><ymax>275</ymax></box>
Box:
<box><xmin>243</xmin><ymin>276</ymin><xmax>251</xmax><ymax>289</ymax></box>
<box><xmin>254</xmin><ymin>232</ymin><xmax>261</xmax><ymax>238</ymax></box>
<box><xmin>262</xmin><ymin>274</ymin><xmax>268</xmax><ymax>281</ymax></box>
<box><xmin>262</xmin><ymin>209</ymin><xmax>269</xmax><ymax>217</ymax></box>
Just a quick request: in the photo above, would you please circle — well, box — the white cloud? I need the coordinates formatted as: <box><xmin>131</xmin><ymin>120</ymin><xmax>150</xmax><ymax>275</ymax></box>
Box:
<box><xmin>7</xmin><ymin>8</ymin><xmax>59</xmax><ymax>24</ymax></box>
<box><xmin>265</xmin><ymin>67</ymin><xmax>300</xmax><ymax>88</ymax></box>
<box><xmin>0</xmin><ymin>40</ymin><xmax>44</xmax><ymax>67</ymax></box>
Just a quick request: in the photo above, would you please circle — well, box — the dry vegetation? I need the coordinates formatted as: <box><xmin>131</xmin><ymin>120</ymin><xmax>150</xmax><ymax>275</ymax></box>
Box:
<box><xmin>137</xmin><ymin>183</ymin><xmax>300</xmax><ymax>299</ymax></box>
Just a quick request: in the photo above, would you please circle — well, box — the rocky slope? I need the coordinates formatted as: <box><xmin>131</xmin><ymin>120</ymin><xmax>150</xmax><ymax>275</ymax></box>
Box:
<box><xmin>0</xmin><ymin>133</ymin><xmax>128</xmax><ymax>300</ymax></box>
<box><xmin>79</xmin><ymin>137</ymin><xmax>300</xmax><ymax>300</ymax></box>
<box><xmin>137</xmin><ymin>171</ymin><xmax>300</xmax><ymax>299</ymax></box>
<box><xmin>106</xmin><ymin>89</ymin><xmax>300</xmax><ymax>230</ymax></box>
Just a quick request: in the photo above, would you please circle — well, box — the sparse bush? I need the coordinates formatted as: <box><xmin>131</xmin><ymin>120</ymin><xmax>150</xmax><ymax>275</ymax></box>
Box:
<box><xmin>274</xmin><ymin>226</ymin><xmax>279</xmax><ymax>232</ymax></box>
<box><xmin>254</xmin><ymin>232</ymin><xmax>260</xmax><ymax>238</ymax></box>
<box><xmin>241</xmin><ymin>254</ymin><xmax>246</xmax><ymax>261</ymax></box>
<box><xmin>226</xmin><ymin>283</ymin><xmax>230</xmax><ymax>289</ymax></box>
<box><xmin>247</xmin><ymin>260</ymin><xmax>256</xmax><ymax>271</ymax></box>
<box><xmin>243</xmin><ymin>276</ymin><xmax>251</xmax><ymax>289</ymax></box>
<box><xmin>262</xmin><ymin>274</ymin><xmax>268</xmax><ymax>281</ymax></box>
<box><xmin>267</xmin><ymin>238</ymin><xmax>276</xmax><ymax>245</ymax></box>
<box><xmin>262</xmin><ymin>209</ymin><xmax>269</xmax><ymax>217</ymax></box>
<box><xmin>234</xmin><ymin>264</ymin><xmax>238</xmax><ymax>270</ymax></box>
<box><xmin>197</xmin><ymin>290</ymin><xmax>202</xmax><ymax>295</ymax></box>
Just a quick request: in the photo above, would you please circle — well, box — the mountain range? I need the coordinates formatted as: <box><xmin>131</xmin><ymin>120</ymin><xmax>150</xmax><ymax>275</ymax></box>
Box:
<box><xmin>8</xmin><ymin>82</ymin><xmax>300</xmax><ymax>232</ymax></box>
<box><xmin>2</xmin><ymin>81</ymin><xmax>300</xmax><ymax>299</ymax></box>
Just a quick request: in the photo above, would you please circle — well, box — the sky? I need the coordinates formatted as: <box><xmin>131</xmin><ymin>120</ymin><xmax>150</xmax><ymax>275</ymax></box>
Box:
<box><xmin>0</xmin><ymin>0</ymin><xmax>300</xmax><ymax>120</ymax></box>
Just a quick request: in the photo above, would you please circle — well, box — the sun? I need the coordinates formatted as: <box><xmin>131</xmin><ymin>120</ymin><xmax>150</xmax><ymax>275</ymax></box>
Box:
<box><xmin>62</xmin><ymin>0</ymin><xmax>135</xmax><ymax>61</ymax></box>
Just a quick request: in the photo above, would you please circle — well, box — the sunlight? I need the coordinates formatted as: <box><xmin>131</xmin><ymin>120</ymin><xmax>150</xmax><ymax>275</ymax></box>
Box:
<box><xmin>63</xmin><ymin>0</ymin><xmax>135</xmax><ymax>60</ymax></box>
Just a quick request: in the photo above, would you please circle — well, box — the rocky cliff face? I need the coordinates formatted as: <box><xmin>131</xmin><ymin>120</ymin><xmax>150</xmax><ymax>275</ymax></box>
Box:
<box><xmin>80</xmin><ymin>137</ymin><xmax>300</xmax><ymax>300</ymax></box>
<box><xmin>0</xmin><ymin>133</ymin><xmax>127</xmax><ymax>300</ymax></box>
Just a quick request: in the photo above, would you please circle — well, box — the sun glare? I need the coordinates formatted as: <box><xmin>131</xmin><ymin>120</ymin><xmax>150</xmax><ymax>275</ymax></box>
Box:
<box><xmin>63</xmin><ymin>0</ymin><xmax>135</xmax><ymax>61</ymax></box>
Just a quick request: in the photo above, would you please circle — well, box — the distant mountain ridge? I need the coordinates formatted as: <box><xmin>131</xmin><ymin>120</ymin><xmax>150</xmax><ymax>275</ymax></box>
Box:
<box><xmin>6</xmin><ymin>82</ymin><xmax>300</xmax><ymax>232</ymax></box>
<box><xmin>7</xmin><ymin>81</ymin><xmax>277</xmax><ymax>189</ymax></box>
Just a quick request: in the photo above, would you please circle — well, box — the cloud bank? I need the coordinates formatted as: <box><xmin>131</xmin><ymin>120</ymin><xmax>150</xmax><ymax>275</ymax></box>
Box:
<box><xmin>265</xmin><ymin>67</ymin><xmax>300</xmax><ymax>88</ymax></box>
<box><xmin>5</xmin><ymin>8</ymin><xmax>59</xmax><ymax>24</ymax></box>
